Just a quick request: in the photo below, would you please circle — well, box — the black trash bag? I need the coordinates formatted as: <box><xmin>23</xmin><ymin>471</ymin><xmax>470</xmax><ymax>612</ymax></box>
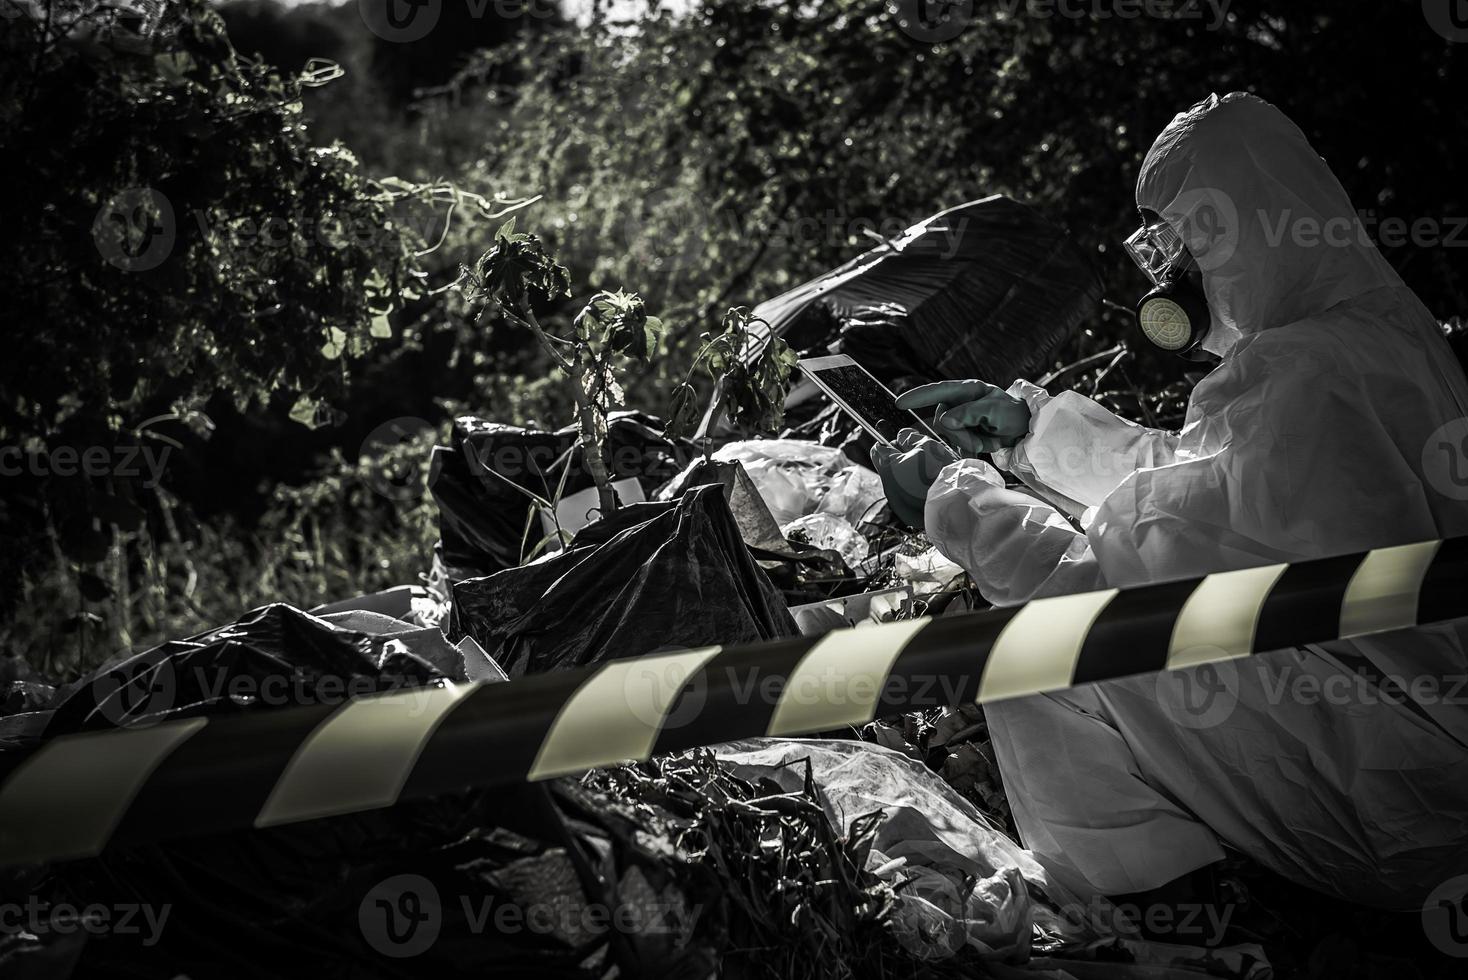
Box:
<box><xmin>41</xmin><ymin>603</ymin><xmax>461</xmax><ymax>739</ymax></box>
<box><xmin>430</xmin><ymin>412</ymin><xmax>692</xmax><ymax>582</ymax></box>
<box><xmin>450</xmin><ymin>484</ymin><xmax>798</xmax><ymax>677</ymax></box>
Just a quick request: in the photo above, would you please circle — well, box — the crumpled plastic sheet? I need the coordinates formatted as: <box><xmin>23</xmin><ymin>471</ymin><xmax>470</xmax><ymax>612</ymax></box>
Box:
<box><xmin>655</xmin><ymin>457</ymin><xmax>788</xmax><ymax>552</ymax></box>
<box><xmin>711</xmin><ymin>738</ymin><xmax>1108</xmax><ymax>955</ymax></box>
<box><xmin>710</xmin><ymin>439</ymin><xmax>884</xmax><ymax>527</ymax></box>
<box><xmin>40</xmin><ymin>603</ymin><xmax>473</xmax><ymax>740</ymax></box>
<box><xmin>712</xmin><ymin>739</ymin><xmax>1271</xmax><ymax>980</ymax></box>
<box><xmin>781</xmin><ymin>512</ymin><xmax>870</xmax><ymax>568</ymax></box>
<box><xmin>450</xmin><ymin>485</ymin><xmax>798</xmax><ymax>677</ymax></box>
<box><xmin>893</xmin><ymin>546</ymin><xmax>967</xmax><ymax>596</ymax></box>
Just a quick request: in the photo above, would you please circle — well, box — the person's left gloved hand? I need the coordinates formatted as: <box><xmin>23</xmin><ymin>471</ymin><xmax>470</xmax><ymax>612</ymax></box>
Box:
<box><xmin>870</xmin><ymin>429</ymin><xmax>959</xmax><ymax>529</ymax></box>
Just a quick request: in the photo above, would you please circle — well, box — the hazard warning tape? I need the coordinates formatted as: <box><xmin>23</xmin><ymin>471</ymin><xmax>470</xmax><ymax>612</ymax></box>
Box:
<box><xmin>1</xmin><ymin>537</ymin><xmax>1466</xmax><ymax>867</ymax></box>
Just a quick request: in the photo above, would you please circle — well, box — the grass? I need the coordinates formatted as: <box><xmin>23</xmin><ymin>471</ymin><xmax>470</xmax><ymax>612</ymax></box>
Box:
<box><xmin>3</xmin><ymin>436</ymin><xmax>441</xmax><ymax>682</ymax></box>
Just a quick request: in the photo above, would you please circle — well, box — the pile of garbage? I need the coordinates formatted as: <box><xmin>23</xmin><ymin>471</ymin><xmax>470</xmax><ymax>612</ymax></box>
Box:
<box><xmin>428</xmin><ymin>410</ymin><xmax>971</xmax><ymax>617</ymax></box>
<box><xmin>1</xmin><ymin>409</ymin><xmax>1278</xmax><ymax>979</ymax></box>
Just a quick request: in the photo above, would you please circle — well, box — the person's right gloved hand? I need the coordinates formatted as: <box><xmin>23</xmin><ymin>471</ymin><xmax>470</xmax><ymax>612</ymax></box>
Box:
<box><xmin>896</xmin><ymin>380</ymin><xmax>1031</xmax><ymax>456</ymax></box>
<box><xmin>870</xmin><ymin>429</ymin><xmax>959</xmax><ymax>530</ymax></box>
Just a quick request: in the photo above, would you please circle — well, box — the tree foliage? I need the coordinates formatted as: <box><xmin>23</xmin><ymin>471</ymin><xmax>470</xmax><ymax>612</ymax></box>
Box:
<box><xmin>0</xmin><ymin>0</ymin><xmax>447</xmax><ymax>577</ymax></box>
<box><xmin>7</xmin><ymin>0</ymin><xmax>1464</xmax><ymax>662</ymax></box>
<box><xmin>430</xmin><ymin>0</ymin><xmax>1465</xmax><ymax>427</ymax></box>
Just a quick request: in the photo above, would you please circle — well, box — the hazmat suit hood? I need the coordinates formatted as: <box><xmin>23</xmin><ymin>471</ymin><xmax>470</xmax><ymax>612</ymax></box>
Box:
<box><xmin>1136</xmin><ymin>92</ymin><xmax>1403</xmax><ymax>356</ymax></box>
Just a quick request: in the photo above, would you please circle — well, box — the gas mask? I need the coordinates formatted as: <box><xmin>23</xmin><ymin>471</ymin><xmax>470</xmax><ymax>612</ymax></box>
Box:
<box><xmin>1123</xmin><ymin>215</ymin><xmax>1211</xmax><ymax>357</ymax></box>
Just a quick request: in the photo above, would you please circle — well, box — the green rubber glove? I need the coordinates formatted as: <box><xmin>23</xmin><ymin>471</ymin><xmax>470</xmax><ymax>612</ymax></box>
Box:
<box><xmin>870</xmin><ymin>429</ymin><xmax>959</xmax><ymax>530</ymax></box>
<box><xmin>896</xmin><ymin>380</ymin><xmax>1031</xmax><ymax>457</ymax></box>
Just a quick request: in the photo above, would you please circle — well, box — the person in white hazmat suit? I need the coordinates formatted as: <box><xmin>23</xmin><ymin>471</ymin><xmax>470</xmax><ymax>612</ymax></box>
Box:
<box><xmin>871</xmin><ymin>93</ymin><xmax>1468</xmax><ymax>909</ymax></box>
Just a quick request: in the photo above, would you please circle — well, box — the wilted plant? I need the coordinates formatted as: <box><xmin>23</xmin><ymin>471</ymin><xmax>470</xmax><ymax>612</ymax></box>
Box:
<box><xmin>667</xmin><ymin>306</ymin><xmax>799</xmax><ymax>456</ymax></box>
<box><xmin>462</xmin><ymin>219</ymin><xmax>664</xmax><ymax>517</ymax></box>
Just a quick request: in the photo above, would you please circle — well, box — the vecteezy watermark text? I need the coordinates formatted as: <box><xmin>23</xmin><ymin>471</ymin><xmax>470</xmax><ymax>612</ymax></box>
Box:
<box><xmin>0</xmin><ymin>898</ymin><xmax>171</xmax><ymax>947</ymax></box>
<box><xmin>91</xmin><ymin>659</ymin><xmax>452</xmax><ymax>728</ymax></box>
<box><xmin>0</xmin><ymin>443</ymin><xmax>170</xmax><ymax>488</ymax></box>
<box><xmin>1060</xmin><ymin>893</ymin><xmax>1236</xmax><ymax>946</ymax></box>
<box><xmin>357</xmin><ymin>873</ymin><xmax>694</xmax><ymax>958</ymax></box>
<box><xmin>357</xmin><ymin>0</ymin><xmax>556</xmax><ymax>44</ymax></box>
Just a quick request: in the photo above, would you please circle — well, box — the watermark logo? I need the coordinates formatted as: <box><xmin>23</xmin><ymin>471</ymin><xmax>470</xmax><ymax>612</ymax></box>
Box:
<box><xmin>621</xmin><ymin>648</ymin><xmax>709</xmax><ymax>732</ymax></box>
<box><xmin>1422</xmin><ymin>418</ymin><xmax>1468</xmax><ymax>501</ymax></box>
<box><xmin>891</xmin><ymin>0</ymin><xmax>973</xmax><ymax>42</ymax></box>
<box><xmin>359</xmin><ymin>0</ymin><xmax>554</xmax><ymax>42</ymax></box>
<box><xmin>93</xmin><ymin>187</ymin><xmax>175</xmax><ymax>272</ymax></box>
<box><xmin>360</xmin><ymin>874</ymin><xmax>443</xmax><ymax>958</ymax></box>
<box><xmin>1157</xmin><ymin>654</ymin><xmax>1239</xmax><ymax>729</ymax></box>
<box><xmin>359</xmin><ymin>0</ymin><xmax>441</xmax><ymax>42</ymax></box>
<box><xmin>1423</xmin><ymin>875</ymin><xmax>1468</xmax><ymax>956</ymax></box>
<box><xmin>1423</xmin><ymin>0</ymin><xmax>1468</xmax><ymax>42</ymax></box>
<box><xmin>91</xmin><ymin>657</ymin><xmax>179</xmax><ymax>729</ymax></box>
<box><xmin>1256</xmin><ymin>660</ymin><xmax>1468</xmax><ymax>709</ymax></box>
<box><xmin>362</xmin><ymin>416</ymin><xmax>437</xmax><ymax>503</ymax></box>
<box><xmin>1170</xmin><ymin>187</ymin><xmax>1239</xmax><ymax>275</ymax></box>
<box><xmin>91</xmin><ymin>658</ymin><xmax>447</xmax><ymax>727</ymax></box>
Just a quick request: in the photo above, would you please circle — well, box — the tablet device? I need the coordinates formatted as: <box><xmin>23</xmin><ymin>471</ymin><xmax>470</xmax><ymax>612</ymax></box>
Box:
<box><xmin>798</xmin><ymin>354</ymin><xmax>947</xmax><ymax>448</ymax></box>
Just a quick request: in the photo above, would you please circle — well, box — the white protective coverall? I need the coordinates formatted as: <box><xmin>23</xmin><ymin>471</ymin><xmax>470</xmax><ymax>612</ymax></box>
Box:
<box><xmin>924</xmin><ymin>93</ymin><xmax>1468</xmax><ymax>907</ymax></box>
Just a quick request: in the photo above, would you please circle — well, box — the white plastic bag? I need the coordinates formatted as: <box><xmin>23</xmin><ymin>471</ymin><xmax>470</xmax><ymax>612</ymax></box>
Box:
<box><xmin>712</xmin><ymin>440</ymin><xmax>884</xmax><ymax>526</ymax></box>
<box><xmin>893</xmin><ymin>547</ymin><xmax>967</xmax><ymax>596</ymax></box>
<box><xmin>780</xmin><ymin>512</ymin><xmax>870</xmax><ymax>567</ymax></box>
<box><xmin>712</xmin><ymin>739</ymin><xmax>1109</xmax><ymax>954</ymax></box>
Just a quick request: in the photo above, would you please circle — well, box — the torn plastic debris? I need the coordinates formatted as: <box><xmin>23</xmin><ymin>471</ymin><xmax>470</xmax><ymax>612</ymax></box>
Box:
<box><xmin>20</xmin><ymin>759</ymin><xmax>713</xmax><ymax>977</ymax></box>
<box><xmin>781</xmin><ymin>512</ymin><xmax>870</xmax><ymax>568</ymax></box>
<box><xmin>449</xmin><ymin>484</ymin><xmax>798</xmax><ymax>677</ymax></box>
<box><xmin>709</xmin><ymin>439</ymin><xmax>884</xmax><ymax>527</ymax></box>
<box><xmin>656</xmin><ymin>457</ymin><xmax>788</xmax><ymax>552</ymax></box>
<box><xmin>711</xmin><ymin>738</ymin><xmax>1107</xmax><ymax>956</ymax></box>
<box><xmin>894</xmin><ymin>546</ymin><xmax>967</xmax><ymax>597</ymax></box>
<box><xmin>788</xmin><ymin>585</ymin><xmax>913</xmax><ymax>636</ymax></box>
<box><xmin>655</xmin><ymin>456</ymin><xmax>860</xmax><ymax>603</ymax></box>
<box><xmin>313</xmin><ymin>608</ymin><xmax>509</xmax><ymax>684</ymax></box>
<box><xmin>541</xmin><ymin>476</ymin><xmax>646</xmax><ymax>539</ymax></box>
<box><xmin>744</xmin><ymin>195</ymin><xmax>1104</xmax><ymax>392</ymax></box>
<box><xmin>712</xmin><ymin>739</ymin><xmax>1271</xmax><ymax>978</ymax></box>
<box><xmin>309</xmin><ymin>583</ymin><xmax>448</xmax><ymax>629</ymax></box>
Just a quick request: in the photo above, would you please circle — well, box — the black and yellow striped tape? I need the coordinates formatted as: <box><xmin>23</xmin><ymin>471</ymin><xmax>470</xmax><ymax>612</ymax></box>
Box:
<box><xmin>1</xmin><ymin>537</ymin><xmax>1464</xmax><ymax>867</ymax></box>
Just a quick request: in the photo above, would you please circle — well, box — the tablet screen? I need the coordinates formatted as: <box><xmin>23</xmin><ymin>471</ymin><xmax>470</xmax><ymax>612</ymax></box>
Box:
<box><xmin>799</xmin><ymin>356</ymin><xmax>943</xmax><ymax>446</ymax></box>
